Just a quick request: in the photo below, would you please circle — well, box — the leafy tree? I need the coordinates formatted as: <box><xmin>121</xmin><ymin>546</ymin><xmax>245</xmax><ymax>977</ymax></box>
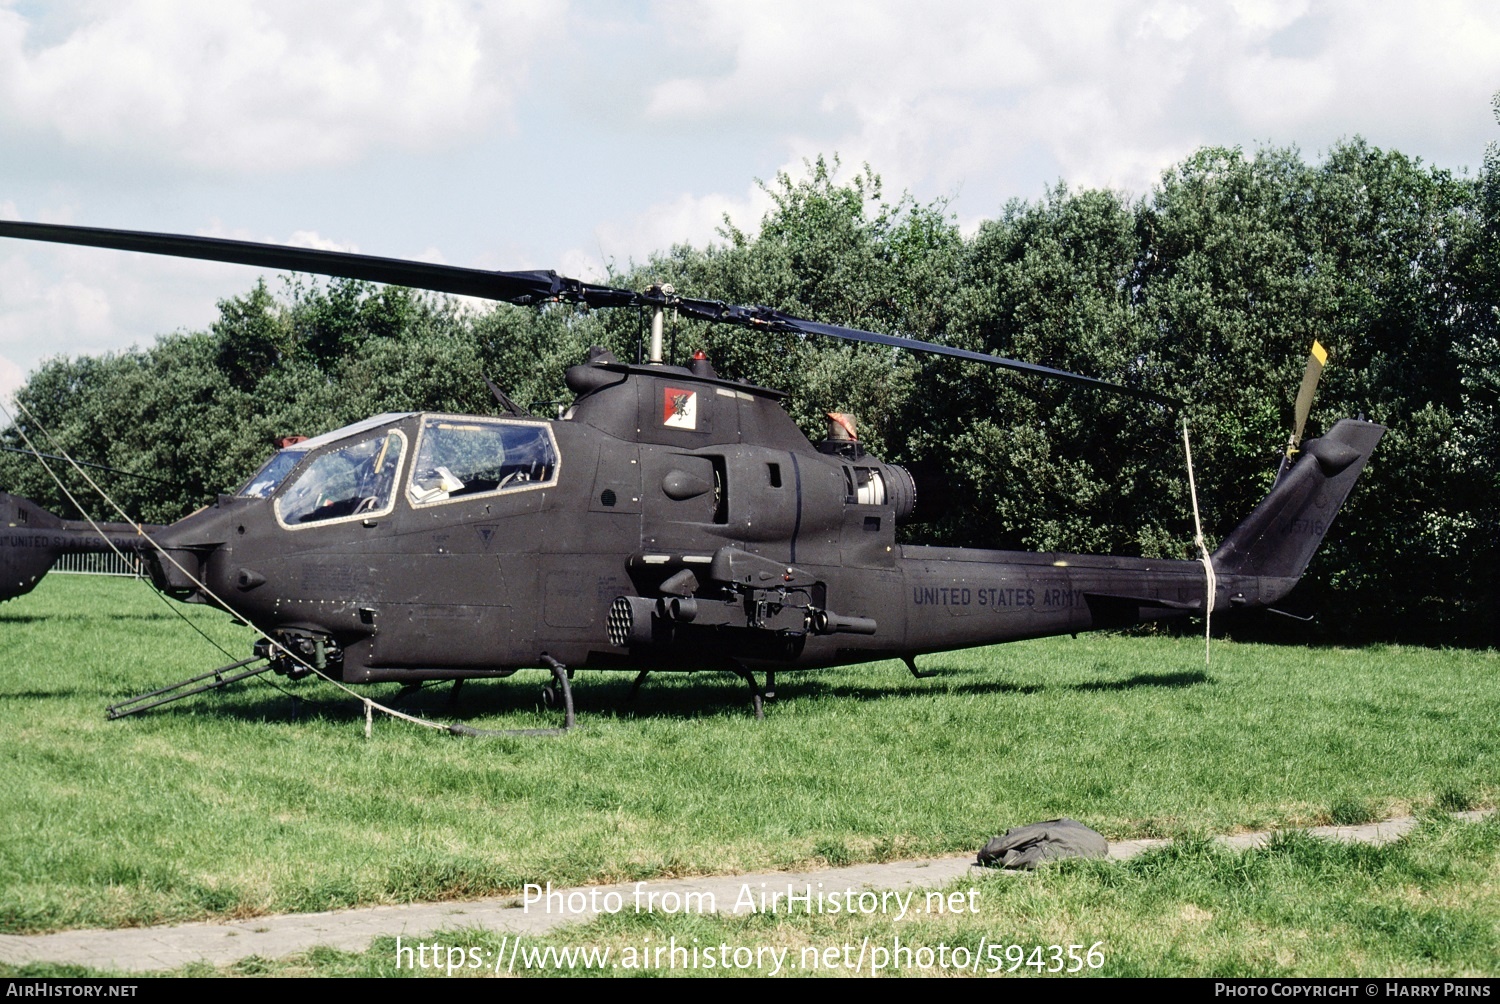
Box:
<box><xmin>913</xmin><ymin>183</ymin><xmax>1172</xmax><ymax>555</ymax></box>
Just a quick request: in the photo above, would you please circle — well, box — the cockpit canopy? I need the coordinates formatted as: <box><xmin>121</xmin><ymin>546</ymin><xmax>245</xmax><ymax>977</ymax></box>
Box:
<box><xmin>408</xmin><ymin>417</ymin><xmax>557</xmax><ymax>505</ymax></box>
<box><xmin>236</xmin><ymin>413</ymin><xmax>560</xmax><ymax>527</ymax></box>
<box><xmin>237</xmin><ymin>413</ymin><xmax>412</xmax><ymax>500</ymax></box>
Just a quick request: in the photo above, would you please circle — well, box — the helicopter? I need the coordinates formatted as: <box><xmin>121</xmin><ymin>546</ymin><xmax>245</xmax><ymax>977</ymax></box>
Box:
<box><xmin>0</xmin><ymin>220</ymin><xmax>1383</xmax><ymax>724</ymax></box>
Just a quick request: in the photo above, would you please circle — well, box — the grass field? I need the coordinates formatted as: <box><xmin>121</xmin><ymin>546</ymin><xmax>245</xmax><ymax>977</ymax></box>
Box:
<box><xmin>109</xmin><ymin>813</ymin><xmax>1500</xmax><ymax>977</ymax></box>
<box><xmin>1</xmin><ymin>575</ymin><xmax>1496</xmax><ymax>975</ymax></box>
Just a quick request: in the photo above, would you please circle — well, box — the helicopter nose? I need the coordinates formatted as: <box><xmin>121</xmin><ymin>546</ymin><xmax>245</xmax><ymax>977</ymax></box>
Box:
<box><xmin>145</xmin><ymin>500</ymin><xmax>241</xmax><ymax>601</ymax></box>
<box><xmin>147</xmin><ymin>546</ymin><xmax>210</xmax><ymax>600</ymax></box>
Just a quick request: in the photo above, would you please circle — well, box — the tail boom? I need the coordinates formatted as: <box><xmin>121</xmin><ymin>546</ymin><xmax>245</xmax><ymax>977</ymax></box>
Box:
<box><xmin>2</xmin><ymin>492</ymin><xmax>150</xmax><ymax>602</ymax></box>
<box><xmin>891</xmin><ymin>418</ymin><xmax>1384</xmax><ymax>654</ymax></box>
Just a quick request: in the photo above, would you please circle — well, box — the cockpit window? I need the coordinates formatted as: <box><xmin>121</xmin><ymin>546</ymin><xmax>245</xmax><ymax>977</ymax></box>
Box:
<box><xmin>237</xmin><ymin>413</ymin><xmax>414</xmax><ymax>501</ymax></box>
<box><xmin>275</xmin><ymin>430</ymin><xmax>407</xmax><ymax>527</ymax></box>
<box><xmin>408</xmin><ymin>417</ymin><xmax>558</xmax><ymax>506</ymax></box>
<box><xmin>238</xmin><ymin>450</ymin><xmax>307</xmax><ymax>499</ymax></box>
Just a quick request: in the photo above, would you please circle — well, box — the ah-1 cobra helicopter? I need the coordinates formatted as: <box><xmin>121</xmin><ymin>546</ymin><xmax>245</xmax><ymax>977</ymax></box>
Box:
<box><xmin>0</xmin><ymin>221</ymin><xmax>1382</xmax><ymax>724</ymax></box>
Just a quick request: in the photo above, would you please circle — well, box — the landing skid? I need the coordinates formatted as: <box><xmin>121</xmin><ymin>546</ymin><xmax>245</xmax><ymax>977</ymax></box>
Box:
<box><xmin>106</xmin><ymin>655</ymin><xmax>578</xmax><ymax>737</ymax></box>
<box><xmin>450</xmin><ymin>657</ymin><xmax>575</xmax><ymax>737</ymax></box>
<box><xmin>627</xmin><ymin>670</ymin><xmax>650</xmax><ymax>701</ymax></box>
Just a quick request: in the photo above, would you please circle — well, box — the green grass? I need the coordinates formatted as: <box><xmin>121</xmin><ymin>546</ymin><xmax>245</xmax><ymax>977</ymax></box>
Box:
<box><xmin>230</xmin><ymin>813</ymin><xmax>1500</xmax><ymax>977</ymax></box>
<box><xmin>9</xmin><ymin>814</ymin><xmax>1498</xmax><ymax>978</ymax></box>
<box><xmin>1</xmin><ymin>575</ymin><xmax>1496</xmax><ymax>939</ymax></box>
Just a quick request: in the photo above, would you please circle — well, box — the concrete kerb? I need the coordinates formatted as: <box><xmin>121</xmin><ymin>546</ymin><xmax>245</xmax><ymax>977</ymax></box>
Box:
<box><xmin>0</xmin><ymin>809</ymin><xmax>1490</xmax><ymax>973</ymax></box>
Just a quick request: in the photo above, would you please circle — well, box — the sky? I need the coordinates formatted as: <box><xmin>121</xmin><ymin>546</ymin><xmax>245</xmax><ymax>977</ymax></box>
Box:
<box><xmin>1</xmin><ymin>0</ymin><xmax>1497</xmax><ymax>403</ymax></box>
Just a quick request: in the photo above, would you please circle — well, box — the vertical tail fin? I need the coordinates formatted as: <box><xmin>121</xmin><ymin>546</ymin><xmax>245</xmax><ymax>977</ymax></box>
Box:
<box><xmin>1213</xmin><ymin>418</ymin><xmax>1384</xmax><ymax>581</ymax></box>
<box><xmin>2</xmin><ymin>493</ymin><xmax>65</xmax><ymax>602</ymax></box>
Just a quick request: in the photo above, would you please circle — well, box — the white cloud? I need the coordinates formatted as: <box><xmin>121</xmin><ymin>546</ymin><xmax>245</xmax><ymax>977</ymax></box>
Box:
<box><xmin>0</xmin><ymin>0</ymin><xmax>555</xmax><ymax>173</ymax></box>
<box><xmin>0</xmin><ymin>240</ymin><xmax>231</xmax><ymax>368</ymax></box>
<box><xmin>548</xmin><ymin>182</ymin><xmax>778</xmax><ymax>284</ymax></box>
<box><xmin>199</xmin><ymin>221</ymin><xmax>360</xmax><ymax>254</ymax></box>
<box><xmin>1229</xmin><ymin>0</ymin><xmax>1311</xmax><ymax>33</ymax></box>
<box><xmin>587</xmin><ymin>183</ymin><xmax>775</xmax><ymax>275</ymax></box>
<box><xmin>637</xmin><ymin>0</ymin><xmax>1500</xmax><ymax>204</ymax></box>
<box><xmin>0</xmin><ymin>353</ymin><xmax>24</xmax><ymax>407</ymax></box>
<box><xmin>286</xmin><ymin>230</ymin><xmax>358</xmax><ymax>253</ymax></box>
<box><xmin>0</xmin><ymin>214</ymin><xmax>409</xmax><ymax>381</ymax></box>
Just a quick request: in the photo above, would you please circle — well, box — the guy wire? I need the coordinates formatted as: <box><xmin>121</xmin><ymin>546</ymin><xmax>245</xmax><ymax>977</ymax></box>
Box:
<box><xmin>2</xmin><ymin>395</ymin><xmax>466</xmax><ymax>736</ymax></box>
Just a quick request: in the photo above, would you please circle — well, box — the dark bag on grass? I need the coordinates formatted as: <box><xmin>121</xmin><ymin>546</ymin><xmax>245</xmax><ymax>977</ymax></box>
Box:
<box><xmin>977</xmin><ymin>818</ymin><xmax>1108</xmax><ymax>869</ymax></box>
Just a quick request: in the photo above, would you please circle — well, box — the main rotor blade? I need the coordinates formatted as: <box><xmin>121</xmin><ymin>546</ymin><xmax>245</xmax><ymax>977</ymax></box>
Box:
<box><xmin>0</xmin><ymin>220</ymin><xmax>1172</xmax><ymax>405</ymax></box>
<box><xmin>673</xmin><ymin>299</ymin><xmax>1176</xmax><ymax>405</ymax></box>
<box><xmin>0</xmin><ymin>221</ymin><xmax>570</xmax><ymax>304</ymax></box>
<box><xmin>1</xmin><ymin>446</ymin><xmax>173</xmax><ymax>485</ymax></box>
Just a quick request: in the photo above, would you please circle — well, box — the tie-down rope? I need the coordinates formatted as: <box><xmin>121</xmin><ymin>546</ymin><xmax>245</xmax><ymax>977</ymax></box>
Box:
<box><xmin>1182</xmin><ymin>419</ymin><xmax>1215</xmax><ymax>667</ymax></box>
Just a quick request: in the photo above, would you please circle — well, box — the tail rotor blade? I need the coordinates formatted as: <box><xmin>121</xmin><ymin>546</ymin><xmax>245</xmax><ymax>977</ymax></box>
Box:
<box><xmin>1277</xmin><ymin>340</ymin><xmax>1329</xmax><ymax>482</ymax></box>
<box><xmin>1290</xmin><ymin>339</ymin><xmax>1329</xmax><ymax>452</ymax></box>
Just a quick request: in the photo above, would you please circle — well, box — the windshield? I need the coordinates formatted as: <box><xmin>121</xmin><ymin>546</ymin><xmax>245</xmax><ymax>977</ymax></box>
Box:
<box><xmin>235</xmin><ymin>413</ymin><xmax>413</xmax><ymax>499</ymax></box>
<box><xmin>275</xmin><ymin>430</ymin><xmax>406</xmax><ymax>526</ymax></box>
<box><xmin>237</xmin><ymin>450</ymin><xmax>307</xmax><ymax>499</ymax></box>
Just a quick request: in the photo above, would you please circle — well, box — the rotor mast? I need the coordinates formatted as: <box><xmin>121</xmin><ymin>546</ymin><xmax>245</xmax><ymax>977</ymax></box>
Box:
<box><xmin>645</xmin><ymin>283</ymin><xmax>674</xmax><ymax>364</ymax></box>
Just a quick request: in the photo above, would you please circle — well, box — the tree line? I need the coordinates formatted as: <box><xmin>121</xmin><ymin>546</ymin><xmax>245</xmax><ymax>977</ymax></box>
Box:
<box><xmin>4</xmin><ymin>112</ymin><xmax>1497</xmax><ymax>645</ymax></box>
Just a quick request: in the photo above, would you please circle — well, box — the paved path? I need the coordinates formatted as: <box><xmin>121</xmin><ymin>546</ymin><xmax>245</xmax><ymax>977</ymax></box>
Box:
<box><xmin>1</xmin><ymin>810</ymin><xmax>1489</xmax><ymax>973</ymax></box>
